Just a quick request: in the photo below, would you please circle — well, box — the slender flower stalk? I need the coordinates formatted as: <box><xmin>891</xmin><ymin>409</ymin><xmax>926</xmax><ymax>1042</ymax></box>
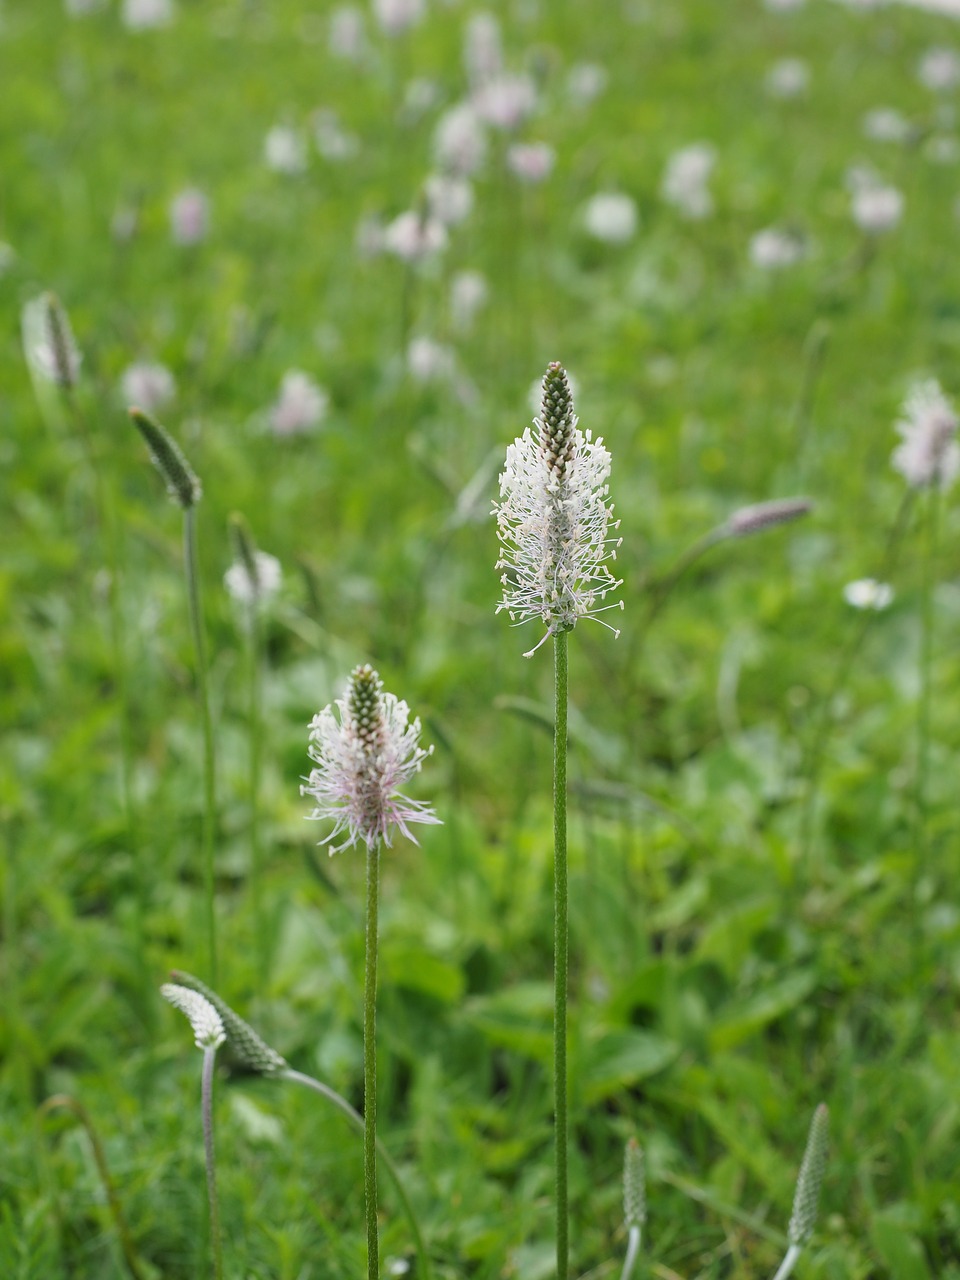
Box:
<box><xmin>302</xmin><ymin>666</ymin><xmax>438</xmax><ymax>1280</ymax></box>
<box><xmin>771</xmin><ymin>1104</ymin><xmax>829</xmax><ymax>1280</ymax></box>
<box><xmin>169</xmin><ymin>969</ymin><xmax>432</xmax><ymax>1278</ymax></box>
<box><xmin>915</xmin><ymin>485</ymin><xmax>940</xmax><ymax>964</ymax></box>
<box><xmin>130</xmin><ymin>409</ymin><xmax>218</xmax><ymax>984</ymax></box>
<box><xmin>161</xmin><ymin>984</ymin><xmax>226</xmax><ymax>1280</ymax></box>
<box><xmin>494</xmin><ymin>364</ymin><xmax>623</xmax><ymax>1278</ymax></box>
<box><xmin>620</xmin><ymin>1138</ymin><xmax>646</xmax><ymax>1280</ymax></box>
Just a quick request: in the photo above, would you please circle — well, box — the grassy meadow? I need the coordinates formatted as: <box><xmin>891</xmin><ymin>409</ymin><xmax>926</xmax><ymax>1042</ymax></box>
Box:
<box><xmin>4</xmin><ymin>0</ymin><xmax>960</xmax><ymax>1275</ymax></box>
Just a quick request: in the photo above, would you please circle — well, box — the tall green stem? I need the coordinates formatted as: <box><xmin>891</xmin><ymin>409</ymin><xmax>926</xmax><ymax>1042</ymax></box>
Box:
<box><xmin>915</xmin><ymin>486</ymin><xmax>940</xmax><ymax>963</ymax></box>
<box><xmin>364</xmin><ymin>843</ymin><xmax>381</xmax><ymax>1280</ymax></box>
<box><xmin>553</xmin><ymin>630</ymin><xmax>569</xmax><ymax>1280</ymax></box>
<box><xmin>247</xmin><ymin>609</ymin><xmax>266</xmax><ymax>982</ymax></box>
<box><xmin>201</xmin><ymin>1047</ymin><xmax>223</xmax><ymax>1280</ymax></box>
<box><xmin>184</xmin><ymin>505</ymin><xmax>218</xmax><ymax>985</ymax></box>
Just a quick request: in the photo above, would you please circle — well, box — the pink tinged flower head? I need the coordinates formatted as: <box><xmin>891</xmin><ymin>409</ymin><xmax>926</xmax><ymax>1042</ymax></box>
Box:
<box><xmin>270</xmin><ymin>370</ymin><xmax>329</xmax><ymax>436</ymax></box>
<box><xmin>507</xmin><ymin>142</ymin><xmax>555</xmax><ymax>184</ymax></box>
<box><xmin>373</xmin><ymin>0</ymin><xmax>425</xmax><ymax>37</ymax></box>
<box><xmin>494</xmin><ymin>362</ymin><xmax>623</xmax><ymax>657</ymax></box>
<box><xmin>170</xmin><ymin>188</ymin><xmax>209</xmax><ymax>246</ymax></box>
<box><xmin>851</xmin><ymin>182</ymin><xmax>903</xmax><ymax>234</ymax></box>
<box><xmin>384</xmin><ymin>209</ymin><xmax>448</xmax><ymax>261</ymax></box>
<box><xmin>302</xmin><ymin>664</ymin><xmax>441</xmax><ymax>854</ymax></box>
<box><xmin>463</xmin><ymin>11</ymin><xmax>502</xmax><ymax>86</ymax></box>
<box><xmin>433</xmin><ymin>103</ymin><xmax>487</xmax><ymax>176</ymax></box>
<box><xmin>120</xmin><ymin>361</ymin><xmax>176</xmax><ymax>413</ymax></box>
<box><xmin>329</xmin><ymin>5</ymin><xmax>367</xmax><ymax>60</ymax></box>
<box><xmin>892</xmin><ymin>379</ymin><xmax>960</xmax><ymax>491</ymax></box>
<box><xmin>472</xmin><ymin>73</ymin><xmax>537</xmax><ymax>130</ymax></box>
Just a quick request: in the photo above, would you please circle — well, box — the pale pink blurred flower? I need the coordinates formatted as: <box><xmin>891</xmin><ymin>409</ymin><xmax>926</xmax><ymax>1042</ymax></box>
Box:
<box><xmin>463</xmin><ymin>11</ymin><xmax>502</xmax><ymax>86</ymax></box>
<box><xmin>749</xmin><ymin>227</ymin><xmax>805</xmax><ymax>269</ymax></box>
<box><xmin>566</xmin><ymin>62</ymin><xmax>607</xmax><ymax>107</ymax></box>
<box><xmin>472</xmin><ymin>73</ymin><xmax>537</xmax><ymax>130</ymax></box>
<box><xmin>507</xmin><ymin>142</ymin><xmax>555</xmax><ymax>183</ymax></box>
<box><xmin>373</xmin><ymin>0</ymin><xmax>425</xmax><ymax>36</ymax></box>
<box><xmin>122</xmin><ymin>0</ymin><xmax>173</xmax><ymax>30</ymax></box>
<box><xmin>851</xmin><ymin>182</ymin><xmax>903</xmax><ymax>233</ymax></box>
<box><xmin>862</xmin><ymin>107</ymin><xmax>911</xmax><ymax>143</ymax></box>
<box><xmin>329</xmin><ymin>5</ymin><xmax>367</xmax><ymax>59</ymax></box>
<box><xmin>170</xmin><ymin>188</ymin><xmax>209</xmax><ymax>246</ymax></box>
<box><xmin>302</xmin><ymin>664</ymin><xmax>439</xmax><ymax>854</ymax></box>
<box><xmin>434</xmin><ymin>102</ymin><xmax>487</xmax><ymax>175</ymax></box>
<box><xmin>584</xmin><ymin>192</ymin><xmax>638</xmax><ymax>244</ymax></box>
<box><xmin>407</xmin><ymin>335</ymin><xmax>455</xmax><ymax>382</ymax></box>
<box><xmin>661</xmin><ymin>142</ymin><xmax>715</xmax><ymax>219</ymax></box>
<box><xmin>450</xmin><ymin>269</ymin><xmax>488</xmax><ymax>330</ymax></box>
<box><xmin>225</xmin><ymin>549</ymin><xmax>282</xmax><ymax>608</ymax></box>
<box><xmin>383</xmin><ymin>209</ymin><xmax>448</xmax><ymax>260</ymax></box>
<box><xmin>843</xmin><ymin>578</ymin><xmax>893</xmax><ymax>610</ymax></box>
<box><xmin>270</xmin><ymin>370</ymin><xmax>329</xmax><ymax>436</ymax></box>
<box><xmin>918</xmin><ymin>47</ymin><xmax>960</xmax><ymax>93</ymax></box>
<box><xmin>424</xmin><ymin>173</ymin><xmax>474</xmax><ymax>225</ymax></box>
<box><xmin>120</xmin><ymin>361</ymin><xmax>176</xmax><ymax>413</ymax></box>
<box><xmin>264</xmin><ymin>126</ymin><xmax>308</xmax><ymax>174</ymax></box>
<box><xmin>892</xmin><ymin>379</ymin><xmax>960</xmax><ymax>491</ymax></box>
<box><xmin>765</xmin><ymin>57</ymin><xmax>809</xmax><ymax>99</ymax></box>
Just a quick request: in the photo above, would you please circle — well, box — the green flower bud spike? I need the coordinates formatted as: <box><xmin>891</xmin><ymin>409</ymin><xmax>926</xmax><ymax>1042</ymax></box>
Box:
<box><xmin>129</xmin><ymin>407</ymin><xmax>202</xmax><ymax>508</ymax></box>
<box><xmin>772</xmin><ymin>1104</ymin><xmax>829</xmax><ymax>1280</ymax></box>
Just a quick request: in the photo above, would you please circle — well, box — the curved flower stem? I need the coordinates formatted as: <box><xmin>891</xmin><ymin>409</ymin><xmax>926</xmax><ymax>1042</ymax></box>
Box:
<box><xmin>365</xmin><ymin>843</ymin><xmax>381</xmax><ymax>1280</ymax></box>
<box><xmin>553</xmin><ymin>630</ymin><xmax>569</xmax><ymax>1280</ymax></box>
<box><xmin>184</xmin><ymin>504</ymin><xmax>218</xmax><ymax>985</ymax></box>
<box><xmin>279</xmin><ymin>1069</ymin><xmax>431</xmax><ymax>1279</ymax></box>
<box><xmin>201</xmin><ymin>1046</ymin><xmax>224</xmax><ymax>1280</ymax></box>
<box><xmin>771</xmin><ymin>1242</ymin><xmax>802</xmax><ymax>1280</ymax></box>
<box><xmin>914</xmin><ymin>485</ymin><xmax>940</xmax><ymax>965</ymax></box>
<box><xmin>619</xmin><ymin>1225</ymin><xmax>642</xmax><ymax>1280</ymax></box>
<box><xmin>247</xmin><ymin>608</ymin><xmax>267</xmax><ymax>984</ymax></box>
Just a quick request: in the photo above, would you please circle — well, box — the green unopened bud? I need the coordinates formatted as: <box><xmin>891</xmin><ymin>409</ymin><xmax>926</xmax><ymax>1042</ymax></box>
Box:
<box><xmin>727</xmin><ymin>498</ymin><xmax>813</xmax><ymax>538</ymax></box>
<box><xmin>130</xmin><ymin>408</ymin><xmax>202</xmax><ymax>508</ymax></box>
<box><xmin>623</xmin><ymin>1137</ymin><xmax>646</xmax><ymax>1229</ymax></box>
<box><xmin>538</xmin><ymin>361</ymin><xmax>577</xmax><ymax>479</ymax></box>
<box><xmin>170</xmin><ymin>970</ymin><xmax>287</xmax><ymax>1076</ymax></box>
<box><xmin>788</xmin><ymin>1104</ymin><xmax>829</xmax><ymax>1246</ymax></box>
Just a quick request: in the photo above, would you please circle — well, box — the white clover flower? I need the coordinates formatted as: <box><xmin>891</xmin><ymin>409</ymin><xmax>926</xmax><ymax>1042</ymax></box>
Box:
<box><xmin>373</xmin><ymin>0</ymin><xmax>424</xmax><ymax>36</ymax></box>
<box><xmin>851</xmin><ymin>182</ymin><xmax>903</xmax><ymax>233</ymax></box>
<box><xmin>919</xmin><ymin>47</ymin><xmax>960</xmax><ymax>93</ymax></box>
<box><xmin>507</xmin><ymin>142</ymin><xmax>555</xmax><ymax>183</ymax></box>
<box><xmin>264</xmin><ymin>125</ymin><xmax>309</xmax><ymax>174</ymax></box>
<box><xmin>661</xmin><ymin>142</ymin><xmax>716</xmax><ymax>219</ymax></box>
<box><xmin>22</xmin><ymin>293</ymin><xmax>82</xmax><ymax>389</ymax></box>
<box><xmin>120</xmin><ymin>361</ymin><xmax>176</xmax><ymax>413</ymax></box>
<box><xmin>225</xmin><ymin>549</ymin><xmax>282</xmax><ymax>608</ymax></box>
<box><xmin>892</xmin><ymin>379</ymin><xmax>960</xmax><ymax>490</ymax></box>
<box><xmin>434</xmin><ymin>103</ymin><xmax>487</xmax><ymax>175</ymax></box>
<box><xmin>749</xmin><ymin>227</ymin><xmax>806</xmax><ymax>269</ymax></box>
<box><xmin>170</xmin><ymin>188</ymin><xmax>209</xmax><ymax>246</ymax></box>
<box><xmin>584</xmin><ymin>192</ymin><xmax>638</xmax><ymax>244</ymax></box>
<box><xmin>450</xmin><ymin>269</ymin><xmax>488</xmax><ymax>330</ymax></box>
<box><xmin>424</xmin><ymin>173</ymin><xmax>474</xmax><ymax>226</ymax></box>
<box><xmin>383</xmin><ymin>209</ymin><xmax>448</xmax><ymax>261</ymax></box>
<box><xmin>301</xmin><ymin>664</ymin><xmax>440</xmax><ymax>853</ymax></box>
<box><xmin>270</xmin><ymin>370</ymin><xmax>329</xmax><ymax>436</ymax></box>
<box><xmin>862</xmin><ymin>107</ymin><xmax>911</xmax><ymax>143</ymax></box>
<box><xmin>161</xmin><ymin>983</ymin><xmax>226</xmax><ymax>1050</ymax></box>
<box><xmin>843</xmin><ymin>578</ymin><xmax>894</xmax><ymax>610</ymax></box>
<box><xmin>494</xmin><ymin>362</ymin><xmax>623</xmax><ymax>657</ymax></box>
<box><xmin>765</xmin><ymin>57</ymin><xmax>809</xmax><ymax>99</ymax></box>
<box><xmin>122</xmin><ymin>0</ymin><xmax>173</xmax><ymax>29</ymax></box>
<box><xmin>472</xmin><ymin>73</ymin><xmax>537</xmax><ymax>130</ymax></box>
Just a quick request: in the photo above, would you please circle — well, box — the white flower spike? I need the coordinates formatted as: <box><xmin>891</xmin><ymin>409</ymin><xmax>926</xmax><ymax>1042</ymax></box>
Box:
<box><xmin>494</xmin><ymin>362</ymin><xmax>623</xmax><ymax>657</ymax></box>
<box><xmin>301</xmin><ymin>665</ymin><xmax>440</xmax><ymax>854</ymax></box>
<box><xmin>162</xmin><ymin>983</ymin><xmax>226</xmax><ymax>1051</ymax></box>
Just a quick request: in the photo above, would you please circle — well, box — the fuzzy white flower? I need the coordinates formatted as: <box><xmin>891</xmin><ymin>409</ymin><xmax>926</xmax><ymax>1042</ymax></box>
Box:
<box><xmin>122</xmin><ymin>0</ymin><xmax>173</xmax><ymax>29</ymax></box>
<box><xmin>383</xmin><ymin>209</ymin><xmax>448</xmax><ymax>260</ymax></box>
<box><xmin>851</xmin><ymin>182</ymin><xmax>903</xmax><ymax>233</ymax></box>
<box><xmin>329</xmin><ymin>5</ymin><xmax>367</xmax><ymax>59</ymax></box>
<box><xmin>170</xmin><ymin>188</ymin><xmax>209</xmax><ymax>246</ymax></box>
<box><xmin>434</xmin><ymin>103</ymin><xmax>487</xmax><ymax>175</ymax></box>
<box><xmin>892</xmin><ymin>379</ymin><xmax>960</xmax><ymax>490</ymax></box>
<box><xmin>264</xmin><ymin>126</ymin><xmax>308</xmax><ymax>174</ymax></box>
<box><xmin>862</xmin><ymin>107</ymin><xmax>911</xmax><ymax>143</ymax></box>
<box><xmin>566</xmin><ymin>62</ymin><xmax>607</xmax><ymax>107</ymax></box>
<box><xmin>302</xmin><ymin>664</ymin><xmax>440</xmax><ymax>853</ymax></box>
<box><xmin>450</xmin><ymin>269</ymin><xmax>488</xmax><ymax>330</ymax></box>
<box><xmin>919</xmin><ymin>47</ymin><xmax>960</xmax><ymax>93</ymax></box>
<box><xmin>424</xmin><ymin>173</ymin><xmax>474</xmax><ymax>225</ymax></box>
<box><xmin>270</xmin><ymin>370</ymin><xmax>329</xmax><ymax>436</ymax></box>
<box><xmin>120</xmin><ymin>361</ymin><xmax>176</xmax><ymax>413</ymax></box>
<box><xmin>843</xmin><ymin>578</ymin><xmax>894</xmax><ymax>610</ymax></box>
<box><xmin>225</xmin><ymin>549</ymin><xmax>282</xmax><ymax>607</ymax></box>
<box><xmin>765</xmin><ymin>57</ymin><xmax>809</xmax><ymax>99</ymax></box>
<box><xmin>507</xmin><ymin>142</ymin><xmax>555</xmax><ymax>183</ymax></box>
<box><xmin>494</xmin><ymin>362</ymin><xmax>623</xmax><ymax>657</ymax></box>
<box><xmin>161</xmin><ymin>984</ymin><xmax>226</xmax><ymax>1050</ymax></box>
<box><xmin>661</xmin><ymin>143</ymin><xmax>716</xmax><ymax>219</ymax></box>
<box><xmin>749</xmin><ymin>227</ymin><xmax>805</xmax><ymax>269</ymax></box>
<box><xmin>373</xmin><ymin>0</ymin><xmax>424</xmax><ymax>36</ymax></box>
<box><xmin>584</xmin><ymin>192</ymin><xmax>638</xmax><ymax>244</ymax></box>
<box><xmin>407</xmin><ymin>335</ymin><xmax>455</xmax><ymax>382</ymax></box>
<box><xmin>464</xmin><ymin>11</ymin><xmax>502</xmax><ymax>86</ymax></box>
<box><xmin>472</xmin><ymin>74</ymin><xmax>537</xmax><ymax>130</ymax></box>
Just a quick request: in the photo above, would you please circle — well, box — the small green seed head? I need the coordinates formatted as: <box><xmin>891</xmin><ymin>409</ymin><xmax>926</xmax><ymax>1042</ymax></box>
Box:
<box><xmin>538</xmin><ymin>361</ymin><xmax>577</xmax><ymax>480</ymax></box>
<box><xmin>788</xmin><ymin>1103</ymin><xmax>829</xmax><ymax>1246</ymax></box>
<box><xmin>170</xmin><ymin>970</ymin><xmax>287</xmax><ymax>1075</ymax></box>
<box><xmin>348</xmin><ymin>664</ymin><xmax>384</xmax><ymax>757</ymax></box>
<box><xmin>623</xmin><ymin>1137</ymin><xmax>647</xmax><ymax>1229</ymax></box>
<box><xmin>130</xmin><ymin>408</ymin><xmax>202</xmax><ymax>508</ymax></box>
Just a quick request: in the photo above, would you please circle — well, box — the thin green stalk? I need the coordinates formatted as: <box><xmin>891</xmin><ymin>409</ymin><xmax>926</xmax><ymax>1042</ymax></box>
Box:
<box><xmin>553</xmin><ymin>630</ymin><xmax>569</xmax><ymax>1280</ymax></box>
<box><xmin>364</xmin><ymin>843</ymin><xmax>381</xmax><ymax>1280</ymax></box>
<box><xmin>247</xmin><ymin>608</ymin><xmax>266</xmax><ymax>983</ymax></box>
<box><xmin>201</xmin><ymin>1047</ymin><xmax>224</xmax><ymax>1280</ymax></box>
<box><xmin>771</xmin><ymin>1243</ymin><xmax>802</xmax><ymax>1280</ymax></box>
<box><xmin>915</xmin><ymin>485</ymin><xmax>940</xmax><ymax>962</ymax></box>
<box><xmin>619</xmin><ymin>1225</ymin><xmax>641</xmax><ymax>1280</ymax></box>
<box><xmin>184</xmin><ymin>504</ymin><xmax>218</xmax><ymax>985</ymax></box>
<box><xmin>280</xmin><ymin>1069</ymin><xmax>431</xmax><ymax>1280</ymax></box>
